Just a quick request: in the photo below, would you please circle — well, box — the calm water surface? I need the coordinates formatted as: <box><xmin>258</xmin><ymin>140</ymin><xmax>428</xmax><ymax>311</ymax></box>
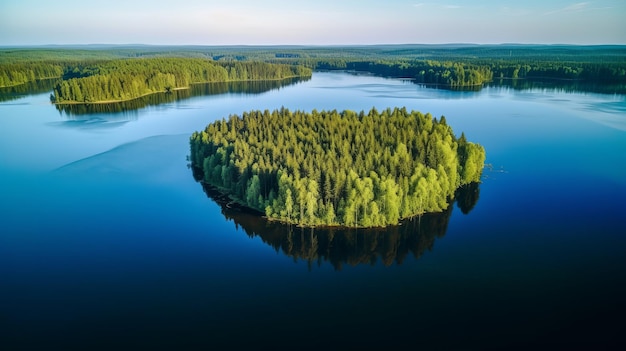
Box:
<box><xmin>1</xmin><ymin>72</ymin><xmax>625</xmax><ymax>350</ymax></box>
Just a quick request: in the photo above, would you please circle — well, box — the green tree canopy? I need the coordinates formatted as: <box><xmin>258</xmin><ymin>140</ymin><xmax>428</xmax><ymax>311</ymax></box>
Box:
<box><xmin>50</xmin><ymin>58</ymin><xmax>312</xmax><ymax>103</ymax></box>
<box><xmin>190</xmin><ymin>107</ymin><xmax>486</xmax><ymax>227</ymax></box>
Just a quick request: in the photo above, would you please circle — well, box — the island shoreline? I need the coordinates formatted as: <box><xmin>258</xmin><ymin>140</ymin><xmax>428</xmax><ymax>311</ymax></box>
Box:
<box><xmin>51</xmin><ymin>76</ymin><xmax>307</xmax><ymax>105</ymax></box>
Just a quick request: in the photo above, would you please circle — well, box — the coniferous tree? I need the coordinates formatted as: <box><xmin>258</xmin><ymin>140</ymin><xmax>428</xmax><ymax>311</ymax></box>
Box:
<box><xmin>190</xmin><ymin>107</ymin><xmax>486</xmax><ymax>227</ymax></box>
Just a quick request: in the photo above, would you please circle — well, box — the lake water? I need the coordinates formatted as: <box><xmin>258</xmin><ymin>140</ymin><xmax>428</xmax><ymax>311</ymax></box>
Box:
<box><xmin>1</xmin><ymin>72</ymin><xmax>625</xmax><ymax>350</ymax></box>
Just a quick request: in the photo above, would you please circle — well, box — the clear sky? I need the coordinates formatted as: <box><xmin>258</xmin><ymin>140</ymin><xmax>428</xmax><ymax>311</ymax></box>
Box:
<box><xmin>1</xmin><ymin>0</ymin><xmax>624</xmax><ymax>46</ymax></box>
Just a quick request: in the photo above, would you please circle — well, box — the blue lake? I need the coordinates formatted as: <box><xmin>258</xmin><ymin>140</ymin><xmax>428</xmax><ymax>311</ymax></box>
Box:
<box><xmin>1</xmin><ymin>72</ymin><xmax>625</xmax><ymax>350</ymax></box>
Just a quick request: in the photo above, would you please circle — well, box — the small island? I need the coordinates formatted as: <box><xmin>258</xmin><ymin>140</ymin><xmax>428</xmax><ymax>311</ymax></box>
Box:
<box><xmin>190</xmin><ymin>107</ymin><xmax>485</xmax><ymax>227</ymax></box>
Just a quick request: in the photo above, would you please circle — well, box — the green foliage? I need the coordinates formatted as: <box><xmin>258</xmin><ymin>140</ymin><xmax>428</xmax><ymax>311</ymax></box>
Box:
<box><xmin>0</xmin><ymin>62</ymin><xmax>63</xmax><ymax>87</ymax></box>
<box><xmin>49</xmin><ymin>58</ymin><xmax>311</xmax><ymax>103</ymax></box>
<box><xmin>51</xmin><ymin>78</ymin><xmax>308</xmax><ymax>115</ymax></box>
<box><xmin>309</xmin><ymin>59</ymin><xmax>626</xmax><ymax>88</ymax></box>
<box><xmin>342</xmin><ymin>60</ymin><xmax>493</xmax><ymax>87</ymax></box>
<box><xmin>3</xmin><ymin>44</ymin><xmax>624</xmax><ymax>92</ymax></box>
<box><xmin>190</xmin><ymin>107</ymin><xmax>486</xmax><ymax>227</ymax></box>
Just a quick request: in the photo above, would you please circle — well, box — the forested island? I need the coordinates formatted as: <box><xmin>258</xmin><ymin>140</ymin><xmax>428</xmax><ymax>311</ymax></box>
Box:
<box><xmin>50</xmin><ymin>58</ymin><xmax>312</xmax><ymax>103</ymax></box>
<box><xmin>53</xmin><ymin>77</ymin><xmax>307</xmax><ymax>115</ymax></box>
<box><xmin>190</xmin><ymin>107</ymin><xmax>486</xmax><ymax>227</ymax></box>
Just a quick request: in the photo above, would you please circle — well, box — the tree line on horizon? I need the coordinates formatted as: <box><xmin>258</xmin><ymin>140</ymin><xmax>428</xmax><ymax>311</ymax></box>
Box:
<box><xmin>2</xmin><ymin>46</ymin><xmax>624</xmax><ymax>93</ymax></box>
<box><xmin>190</xmin><ymin>107</ymin><xmax>486</xmax><ymax>228</ymax></box>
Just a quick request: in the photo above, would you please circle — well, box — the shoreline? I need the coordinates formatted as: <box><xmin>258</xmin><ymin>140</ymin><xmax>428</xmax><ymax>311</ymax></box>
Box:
<box><xmin>199</xmin><ymin>179</ymin><xmax>443</xmax><ymax>230</ymax></box>
<box><xmin>52</xmin><ymin>86</ymin><xmax>190</xmax><ymax>105</ymax></box>
<box><xmin>51</xmin><ymin>75</ymin><xmax>308</xmax><ymax>105</ymax></box>
<box><xmin>0</xmin><ymin>76</ymin><xmax>61</xmax><ymax>89</ymax></box>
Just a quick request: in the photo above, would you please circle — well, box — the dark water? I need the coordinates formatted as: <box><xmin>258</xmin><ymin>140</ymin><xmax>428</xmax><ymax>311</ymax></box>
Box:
<box><xmin>1</xmin><ymin>73</ymin><xmax>625</xmax><ymax>350</ymax></box>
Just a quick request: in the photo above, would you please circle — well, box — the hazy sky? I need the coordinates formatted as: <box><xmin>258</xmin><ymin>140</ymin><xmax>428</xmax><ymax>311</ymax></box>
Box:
<box><xmin>1</xmin><ymin>0</ymin><xmax>624</xmax><ymax>45</ymax></box>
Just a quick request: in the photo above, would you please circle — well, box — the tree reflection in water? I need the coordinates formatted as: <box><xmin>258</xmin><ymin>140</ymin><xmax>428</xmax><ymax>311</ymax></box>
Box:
<box><xmin>0</xmin><ymin>78</ymin><xmax>61</xmax><ymax>102</ymax></box>
<box><xmin>198</xmin><ymin>181</ymin><xmax>480</xmax><ymax>270</ymax></box>
<box><xmin>53</xmin><ymin>77</ymin><xmax>310</xmax><ymax>116</ymax></box>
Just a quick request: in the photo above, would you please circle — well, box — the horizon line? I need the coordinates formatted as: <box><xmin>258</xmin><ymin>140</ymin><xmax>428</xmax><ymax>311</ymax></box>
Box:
<box><xmin>2</xmin><ymin>42</ymin><xmax>626</xmax><ymax>48</ymax></box>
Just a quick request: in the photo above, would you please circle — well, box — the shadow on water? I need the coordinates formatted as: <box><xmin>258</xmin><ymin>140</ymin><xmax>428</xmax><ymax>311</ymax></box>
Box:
<box><xmin>409</xmin><ymin>78</ymin><xmax>626</xmax><ymax>95</ymax></box>
<box><xmin>197</xmin><ymin>180</ymin><xmax>480</xmax><ymax>270</ymax></box>
<box><xmin>53</xmin><ymin>77</ymin><xmax>310</xmax><ymax>116</ymax></box>
<box><xmin>487</xmin><ymin>78</ymin><xmax>626</xmax><ymax>95</ymax></box>
<box><xmin>0</xmin><ymin>78</ymin><xmax>61</xmax><ymax>102</ymax></box>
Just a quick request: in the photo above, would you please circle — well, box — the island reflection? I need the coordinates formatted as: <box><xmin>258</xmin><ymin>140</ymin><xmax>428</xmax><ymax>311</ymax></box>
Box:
<box><xmin>410</xmin><ymin>78</ymin><xmax>626</xmax><ymax>94</ymax></box>
<box><xmin>487</xmin><ymin>78</ymin><xmax>626</xmax><ymax>95</ymax></box>
<box><xmin>198</xmin><ymin>181</ymin><xmax>480</xmax><ymax>270</ymax></box>
<box><xmin>54</xmin><ymin>77</ymin><xmax>309</xmax><ymax>116</ymax></box>
<box><xmin>0</xmin><ymin>78</ymin><xmax>61</xmax><ymax>102</ymax></box>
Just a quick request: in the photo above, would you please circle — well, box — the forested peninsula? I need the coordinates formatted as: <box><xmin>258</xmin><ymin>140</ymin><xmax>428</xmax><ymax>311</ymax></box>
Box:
<box><xmin>190</xmin><ymin>107</ymin><xmax>485</xmax><ymax>227</ymax></box>
<box><xmin>50</xmin><ymin>58</ymin><xmax>312</xmax><ymax>103</ymax></box>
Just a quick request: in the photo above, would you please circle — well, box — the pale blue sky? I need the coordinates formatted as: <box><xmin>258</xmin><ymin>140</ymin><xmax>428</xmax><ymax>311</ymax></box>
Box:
<box><xmin>1</xmin><ymin>0</ymin><xmax>624</xmax><ymax>45</ymax></box>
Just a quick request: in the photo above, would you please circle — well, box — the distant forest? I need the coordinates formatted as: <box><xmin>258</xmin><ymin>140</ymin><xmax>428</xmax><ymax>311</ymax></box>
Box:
<box><xmin>190</xmin><ymin>107</ymin><xmax>485</xmax><ymax>227</ymax></box>
<box><xmin>1</xmin><ymin>44</ymin><xmax>624</xmax><ymax>94</ymax></box>
<box><xmin>309</xmin><ymin>59</ymin><xmax>626</xmax><ymax>87</ymax></box>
